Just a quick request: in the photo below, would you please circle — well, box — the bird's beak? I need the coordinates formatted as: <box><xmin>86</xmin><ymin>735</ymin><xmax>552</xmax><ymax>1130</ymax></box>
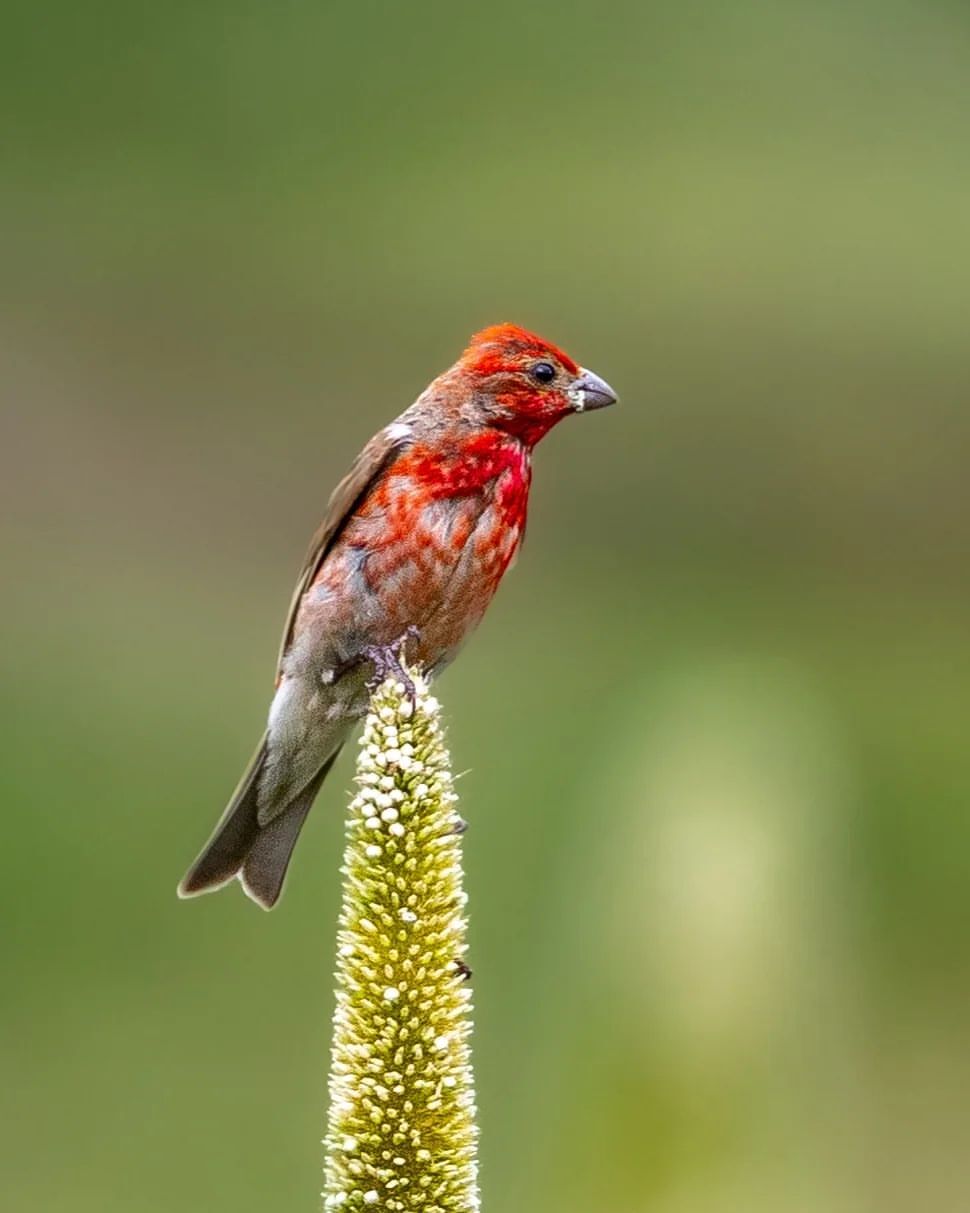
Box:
<box><xmin>569</xmin><ymin>367</ymin><xmax>618</xmax><ymax>412</ymax></box>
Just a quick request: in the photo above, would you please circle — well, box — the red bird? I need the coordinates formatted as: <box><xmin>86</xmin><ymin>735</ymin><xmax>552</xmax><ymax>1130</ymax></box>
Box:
<box><xmin>178</xmin><ymin>324</ymin><xmax>616</xmax><ymax>908</ymax></box>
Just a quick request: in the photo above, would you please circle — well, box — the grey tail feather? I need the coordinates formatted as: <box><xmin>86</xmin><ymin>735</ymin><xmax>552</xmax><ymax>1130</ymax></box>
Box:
<box><xmin>239</xmin><ymin>752</ymin><xmax>339</xmax><ymax>909</ymax></box>
<box><xmin>177</xmin><ymin>740</ymin><xmax>341</xmax><ymax>910</ymax></box>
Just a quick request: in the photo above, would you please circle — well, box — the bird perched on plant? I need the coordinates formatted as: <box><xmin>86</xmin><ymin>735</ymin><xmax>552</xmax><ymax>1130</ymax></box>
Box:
<box><xmin>178</xmin><ymin>323</ymin><xmax>617</xmax><ymax>908</ymax></box>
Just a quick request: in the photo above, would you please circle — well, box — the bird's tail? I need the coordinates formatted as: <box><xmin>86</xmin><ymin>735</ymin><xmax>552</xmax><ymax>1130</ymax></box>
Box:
<box><xmin>177</xmin><ymin>738</ymin><xmax>340</xmax><ymax>910</ymax></box>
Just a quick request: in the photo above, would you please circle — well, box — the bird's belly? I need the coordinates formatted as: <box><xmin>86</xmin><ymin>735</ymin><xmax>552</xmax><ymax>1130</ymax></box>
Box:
<box><xmin>370</xmin><ymin>496</ymin><xmax>521</xmax><ymax>666</ymax></box>
<box><xmin>298</xmin><ymin>493</ymin><xmax>522</xmax><ymax>676</ymax></box>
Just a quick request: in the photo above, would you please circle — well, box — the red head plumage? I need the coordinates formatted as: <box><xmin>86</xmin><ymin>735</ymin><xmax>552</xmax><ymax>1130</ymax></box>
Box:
<box><xmin>459</xmin><ymin>323</ymin><xmax>580</xmax><ymax>378</ymax></box>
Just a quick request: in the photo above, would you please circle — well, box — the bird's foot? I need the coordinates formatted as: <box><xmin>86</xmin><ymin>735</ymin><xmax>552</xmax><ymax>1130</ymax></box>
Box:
<box><xmin>363</xmin><ymin>625</ymin><xmax>421</xmax><ymax>699</ymax></box>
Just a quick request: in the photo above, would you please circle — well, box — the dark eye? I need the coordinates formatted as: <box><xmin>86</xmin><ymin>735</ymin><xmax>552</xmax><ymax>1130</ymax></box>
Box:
<box><xmin>530</xmin><ymin>361</ymin><xmax>556</xmax><ymax>384</ymax></box>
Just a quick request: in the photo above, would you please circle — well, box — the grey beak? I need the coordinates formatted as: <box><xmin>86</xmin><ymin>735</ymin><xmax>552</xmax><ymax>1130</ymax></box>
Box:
<box><xmin>571</xmin><ymin>367</ymin><xmax>618</xmax><ymax>412</ymax></box>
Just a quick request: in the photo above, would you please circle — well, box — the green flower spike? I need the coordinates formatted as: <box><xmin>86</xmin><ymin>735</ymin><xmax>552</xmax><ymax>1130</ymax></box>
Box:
<box><xmin>324</xmin><ymin>670</ymin><xmax>479</xmax><ymax>1213</ymax></box>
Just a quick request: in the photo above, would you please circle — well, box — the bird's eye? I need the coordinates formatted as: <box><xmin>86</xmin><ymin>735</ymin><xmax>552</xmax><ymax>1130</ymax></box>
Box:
<box><xmin>530</xmin><ymin>361</ymin><xmax>556</xmax><ymax>384</ymax></box>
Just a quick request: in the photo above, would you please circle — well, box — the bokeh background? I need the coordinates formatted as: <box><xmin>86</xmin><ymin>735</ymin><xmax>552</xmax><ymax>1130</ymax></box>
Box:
<box><xmin>2</xmin><ymin>2</ymin><xmax>969</xmax><ymax>1211</ymax></box>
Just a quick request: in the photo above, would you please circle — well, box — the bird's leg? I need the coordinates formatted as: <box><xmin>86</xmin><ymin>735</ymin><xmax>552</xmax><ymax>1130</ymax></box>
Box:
<box><xmin>361</xmin><ymin>625</ymin><xmax>421</xmax><ymax>699</ymax></box>
<box><xmin>328</xmin><ymin>626</ymin><xmax>421</xmax><ymax>694</ymax></box>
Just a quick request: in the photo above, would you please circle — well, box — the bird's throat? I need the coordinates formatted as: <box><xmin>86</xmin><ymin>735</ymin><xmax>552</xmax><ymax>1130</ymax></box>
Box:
<box><xmin>408</xmin><ymin>431</ymin><xmax>531</xmax><ymax>509</ymax></box>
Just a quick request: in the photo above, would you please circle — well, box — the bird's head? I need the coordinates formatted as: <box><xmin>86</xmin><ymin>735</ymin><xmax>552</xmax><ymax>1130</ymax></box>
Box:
<box><xmin>449</xmin><ymin>323</ymin><xmax>617</xmax><ymax>446</ymax></box>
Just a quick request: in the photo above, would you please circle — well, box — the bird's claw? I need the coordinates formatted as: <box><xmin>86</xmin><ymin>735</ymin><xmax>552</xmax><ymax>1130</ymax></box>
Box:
<box><xmin>363</xmin><ymin>625</ymin><xmax>421</xmax><ymax>700</ymax></box>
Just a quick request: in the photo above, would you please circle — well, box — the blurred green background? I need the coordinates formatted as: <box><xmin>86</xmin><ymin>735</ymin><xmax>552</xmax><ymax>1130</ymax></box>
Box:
<box><xmin>2</xmin><ymin>2</ymin><xmax>969</xmax><ymax>1210</ymax></box>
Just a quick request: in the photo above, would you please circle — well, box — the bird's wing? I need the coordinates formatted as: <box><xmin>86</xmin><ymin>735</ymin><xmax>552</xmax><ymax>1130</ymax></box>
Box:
<box><xmin>275</xmin><ymin>423</ymin><xmax>411</xmax><ymax>676</ymax></box>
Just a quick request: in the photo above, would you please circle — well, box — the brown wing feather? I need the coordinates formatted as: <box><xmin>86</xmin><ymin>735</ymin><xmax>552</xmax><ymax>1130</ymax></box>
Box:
<box><xmin>275</xmin><ymin>425</ymin><xmax>410</xmax><ymax>675</ymax></box>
